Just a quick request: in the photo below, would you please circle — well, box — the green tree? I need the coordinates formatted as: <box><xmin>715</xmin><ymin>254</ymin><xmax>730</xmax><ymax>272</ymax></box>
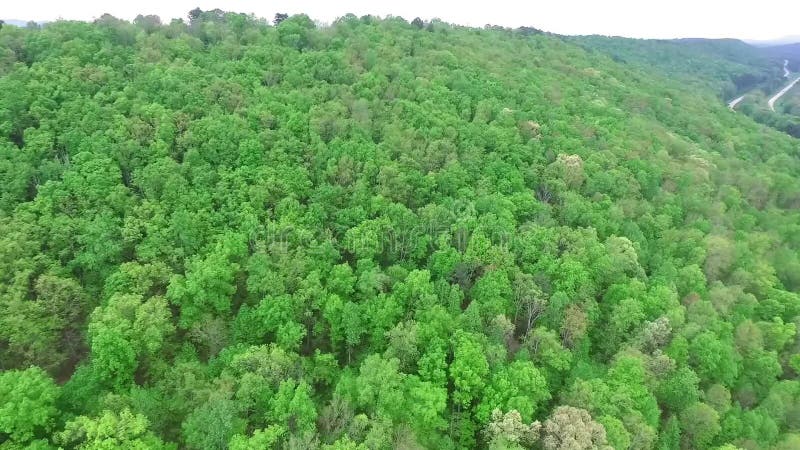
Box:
<box><xmin>477</xmin><ymin>360</ymin><xmax>550</xmax><ymax>423</ymax></box>
<box><xmin>269</xmin><ymin>380</ymin><xmax>318</xmax><ymax>434</ymax></box>
<box><xmin>680</xmin><ymin>403</ymin><xmax>721</xmax><ymax>450</ymax></box>
<box><xmin>657</xmin><ymin>366</ymin><xmax>700</xmax><ymax>413</ymax></box>
<box><xmin>0</xmin><ymin>367</ymin><xmax>59</xmax><ymax>444</ymax></box>
<box><xmin>167</xmin><ymin>235</ymin><xmax>245</xmax><ymax>328</ymax></box>
<box><xmin>57</xmin><ymin>409</ymin><xmax>172</xmax><ymax>449</ymax></box>
<box><xmin>182</xmin><ymin>399</ymin><xmax>244</xmax><ymax>450</ymax></box>
<box><xmin>229</xmin><ymin>425</ymin><xmax>286</xmax><ymax>450</ymax></box>
<box><xmin>689</xmin><ymin>331</ymin><xmax>740</xmax><ymax>387</ymax></box>
<box><xmin>450</xmin><ymin>332</ymin><xmax>490</xmax><ymax>408</ymax></box>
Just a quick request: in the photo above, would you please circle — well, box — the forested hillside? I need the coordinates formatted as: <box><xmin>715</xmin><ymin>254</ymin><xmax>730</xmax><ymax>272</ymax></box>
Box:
<box><xmin>571</xmin><ymin>35</ymin><xmax>800</xmax><ymax>138</ymax></box>
<box><xmin>1</xmin><ymin>11</ymin><xmax>800</xmax><ymax>450</ymax></box>
<box><xmin>569</xmin><ymin>36</ymin><xmax>781</xmax><ymax>99</ymax></box>
<box><xmin>763</xmin><ymin>44</ymin><xmax>800</xmax><ymax>72</ymax></box>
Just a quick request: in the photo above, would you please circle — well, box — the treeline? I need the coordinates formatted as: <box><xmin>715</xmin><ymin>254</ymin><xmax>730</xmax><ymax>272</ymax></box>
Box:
<box><xmin>1</xmin><ymin>9</ymin><xmax>800</xmax><ymax>450</ymax></box>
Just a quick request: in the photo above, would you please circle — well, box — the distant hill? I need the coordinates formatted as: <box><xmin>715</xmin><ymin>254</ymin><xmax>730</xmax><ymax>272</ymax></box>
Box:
<box><xmin>1</xmin><ymin>19</ymin><xmax>46</xmax><ymax>27</ymax></box>
<box><xmin>568</xmin><ymin>35</ymin><xmax>779</xmax><ymax>99</ymax></box>
<box><xmin>2</xmin><ymin>20</ymin><xmax>30</xmax><ymax>27</ymax></box>
<box><xmin>762</xmin><ymin>43</ymin><xmax>800</xmax><ymax>71</ymax></box>
<box><xmin>569</xmin><ymin>34</ymin><xmax>800</xmax><ymax>137</ymax></box>
<box><xmin>746</xmin><ymin>35</ymin><xmax>800</xmax><ymax>47</ymax></box>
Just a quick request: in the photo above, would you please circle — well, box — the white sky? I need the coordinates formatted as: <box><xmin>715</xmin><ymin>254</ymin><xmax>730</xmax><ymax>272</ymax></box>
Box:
<box><xmin>3</xmin><ymin>0</ymin><xmax>799</xmax><ymax>41</ymax></box>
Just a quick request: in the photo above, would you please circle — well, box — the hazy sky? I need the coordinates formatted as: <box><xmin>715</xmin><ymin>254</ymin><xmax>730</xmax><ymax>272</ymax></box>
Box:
<box><xmin>4</xmin><ymin>0</ymin><xmax>799</xmax><ymax>41</ymax></box>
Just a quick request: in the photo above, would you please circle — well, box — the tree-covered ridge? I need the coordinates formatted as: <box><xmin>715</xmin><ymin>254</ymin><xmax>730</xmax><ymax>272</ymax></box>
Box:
<box><xmin>733</xmin><ymin>86</ymin><xmax>800</xmax><ymax>139</ymax></box>
<box><xmin>569</xmin><ymin>36</ymin><xmax>781</xmax><ymax>98</ymax></box>
<box><xmin>570</xmin><ymin>35</ymin><xmax>800</xmax><ymax>138</ymax></box>
<box><xmin>0</xmin><ymin>11</ymin><xmax>799</xmax><ymax>450</ymax></box>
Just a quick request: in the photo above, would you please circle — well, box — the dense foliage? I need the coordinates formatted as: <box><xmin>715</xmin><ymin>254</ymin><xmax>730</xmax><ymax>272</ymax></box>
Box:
<box><xmin>569</xmin><ymin>36</ymin><xmax>782</xmax><ymax>98</ymax></box>
<box><xmin>1</xmin><ymin>10</ymin><xmax>800</xmax><ymax>450</ymax></box>
<box><xmin>572</xmin><ymin>35</ymin><xmax>800</xmax><ymax>138</ymax></box>
<box><xmin>737</xmin><ymin>89</ymin><xmax>800</xmax><ymax>139</ymax></box>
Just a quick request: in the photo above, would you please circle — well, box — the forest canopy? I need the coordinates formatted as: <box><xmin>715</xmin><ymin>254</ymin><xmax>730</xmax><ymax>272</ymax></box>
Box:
<box><xmin>1</xmin><ymin>9</ymin><xmax>800</xmax><ymax>450</ymax></box>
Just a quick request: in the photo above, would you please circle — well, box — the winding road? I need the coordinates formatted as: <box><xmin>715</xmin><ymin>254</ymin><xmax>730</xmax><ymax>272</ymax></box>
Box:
<box><xmin>768</xmin><ymin>75</ymin><xmax>800</xmax><ymax>111</ymax></box>
<box><xmin>728</xmin><ymin>60</ymin><xmax>798</xmax><ymax>112</ymax></box>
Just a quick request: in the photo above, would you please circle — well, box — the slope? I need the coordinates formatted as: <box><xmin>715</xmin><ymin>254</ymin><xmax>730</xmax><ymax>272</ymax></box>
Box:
<box><xmin>0</xmin><ymin>11</ymin><xmax>799</xmax><ymax>450</ymax></box>
<box><xmin>569</xmin><ymin>35</ymin><xmax>782</xmax><ymax>98</ymax></box>
<box><xmin>572</xmin><ymin>35</ymin><xmax>800</xmax><ymax>138</ymax></box>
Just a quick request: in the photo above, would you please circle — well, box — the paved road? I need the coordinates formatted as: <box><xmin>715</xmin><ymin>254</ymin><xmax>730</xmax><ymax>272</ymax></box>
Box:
<box><xmin>768</xmin><ymin>75</ymin><xmax>800</xmax><ymax>111</ymax></box>
<box><xmin>728</xmin><ymin>95</ymin><xmax>745</xmax><ymax>110</ymax></box>
<box><xmin>726</xmin><ymin>60</ymin><xmax>796</xmax><ymax>112</ymax></box>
